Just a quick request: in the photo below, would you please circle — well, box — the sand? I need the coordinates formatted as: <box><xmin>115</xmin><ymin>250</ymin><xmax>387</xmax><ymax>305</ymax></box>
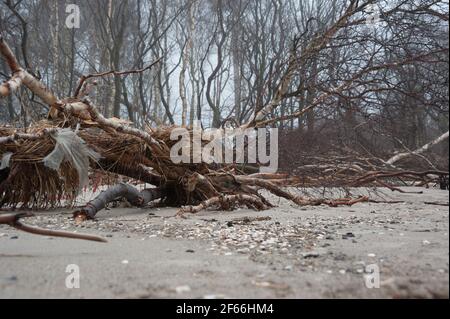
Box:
<box><xmin>0</xmin><ymin>187</ymin><xmax>448</xmax><ymax>299</ymax></box>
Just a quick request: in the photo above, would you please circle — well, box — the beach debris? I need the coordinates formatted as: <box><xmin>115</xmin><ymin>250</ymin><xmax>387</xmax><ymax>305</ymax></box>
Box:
<box><xmin>0</xmin><ymin>212</ymin><xmax>107</xmax><ymax>242</ymax></box>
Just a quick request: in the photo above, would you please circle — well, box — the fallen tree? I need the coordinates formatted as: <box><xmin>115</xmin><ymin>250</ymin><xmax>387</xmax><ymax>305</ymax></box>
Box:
<box><xmin>0</xmin><ymin>0</ymin><xmax>448</xmax><ymax>240</ymax></box>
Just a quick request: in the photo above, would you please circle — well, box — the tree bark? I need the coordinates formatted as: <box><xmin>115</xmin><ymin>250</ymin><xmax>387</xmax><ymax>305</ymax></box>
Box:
<box><xmin>73</xmin><ymin>183</ymin><xmax>163</xmax><ymax>219</ymax></box>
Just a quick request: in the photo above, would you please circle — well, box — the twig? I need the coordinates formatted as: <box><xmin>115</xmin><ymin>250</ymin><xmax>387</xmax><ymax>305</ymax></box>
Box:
<box><xmin>375</xmin><ymin>180</ymin><xmax>424</xmax><ymax>194</ymax></box>
<box><xmin>352</xmin><ymin>170</ymin><xmax>449</xmax><ymax>186</ymax></box>
<box><xmin>424</xmin><ymin>202</ymin><xmax>449</xmax><ymax>207</ymax></box>
<box><xmin>74</xmin><ymin>58</ymin><xmax>162</xmax><ymax>98</ymax></box>
<box><xmin>368</xmin><ymin>200</ymin><xmax>406</xmax><ymax>204</ymax></box>
<box><xmin>0</xmin><ymin>128</ymin><xmax>58</xmax><ymax>144</ymax></box>
<box><xmin>0</xmin><ymin>213</ymin><xmax>107</xmax><ymax>243</ymax></box>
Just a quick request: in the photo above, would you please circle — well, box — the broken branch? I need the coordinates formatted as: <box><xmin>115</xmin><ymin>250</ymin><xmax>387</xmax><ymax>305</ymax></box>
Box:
<box><xmin>0</xmin><ymin>212</ymin><xmax>107</xmax><ymax>242</ymax></box>
<box><xmin>73</xmin><ymin>183</ymin><xmax>163</xmax><ymax>221</ymax></box>
<box><xmin>386</xmin><ymin>131</ymin><xmax>449</xmax><ymax>166</ymax></box>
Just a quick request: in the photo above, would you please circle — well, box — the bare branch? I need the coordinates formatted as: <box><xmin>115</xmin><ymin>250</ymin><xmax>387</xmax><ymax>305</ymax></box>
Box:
<box><xmin>0</xmin><ymin>213</ymin><xmax>107</xmax><ymax>242</ymax></box>
<box><xmin>386</xmin><ymin>131</ymin><xmax>449</xmax><ymax>166</ymax></box>
<box><xmin>74</xmin><ymin>57</ymin><xmax>162</xmax><ymax>98</ymax></box>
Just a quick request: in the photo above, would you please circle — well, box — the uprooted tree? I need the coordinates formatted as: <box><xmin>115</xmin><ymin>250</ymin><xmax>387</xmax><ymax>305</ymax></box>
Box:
<box><xmin>0</xmin><ymin>1</ymin><xmax>449</xmax><ymax>240</ymax></box>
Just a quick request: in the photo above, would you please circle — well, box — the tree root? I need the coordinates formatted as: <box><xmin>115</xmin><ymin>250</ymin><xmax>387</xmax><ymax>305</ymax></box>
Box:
<box><xmin>73</xmin><ymin>183</ymin><xmax>163</xmax><ymax>221</ymax></box>
<box><xmin>177</xmin><ymin>194</ymin><xmax>268</xmax><ymax>217</ymax></box>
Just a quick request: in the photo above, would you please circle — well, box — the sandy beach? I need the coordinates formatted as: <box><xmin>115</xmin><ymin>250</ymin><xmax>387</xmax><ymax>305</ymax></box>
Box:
<box><xmin>0</xmin><ymin>187</ymin><xmax>448</xmax><ymax>299</ymax></box>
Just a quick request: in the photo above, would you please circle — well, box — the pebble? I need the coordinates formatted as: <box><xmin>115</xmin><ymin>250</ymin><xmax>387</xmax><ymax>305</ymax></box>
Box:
<box><xmin>237</xmin><ymin>248</ymin><xmax>250</xmax><ymax>254</ymax></box>
<box><xmin>175</xmin><ymin>285</ymin><xmax>191</xmax><ymax>294</ymax></box>
<box><xmin>121</xmin><ymin>260</ymin><xmax>129</xmax><ymax>265</ymax></box>
<box><xmin>422</xmin><ymin>240</ymin><xmax>431</xmax><ymax>245</ymax></box>
<box><xmin>5</xmin><ymin>276</ymin><xmax>18</xmax><ymax>282</ymax></box>
<box><xmin>302</xmin><ymin>251</ymin><xmax>321</xmax><ymax>258</ymax></box>
<box><xmin>15</xmin><ymin>206</ymin><xmax>430</xmax><ymax>279</ymax></box>
<box><xmin>253</xmin><ymin>281</ymin><xmax>272</xmax><ymax>288</ymax></box>
<box><xmin>342</xmin><ymin>232</ymin><xmax>355</xmax><ymax>240</ymax></box>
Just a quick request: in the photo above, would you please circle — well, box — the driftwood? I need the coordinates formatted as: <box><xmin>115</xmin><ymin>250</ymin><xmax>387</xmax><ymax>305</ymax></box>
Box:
<box><xmin>0</xmin><ymin>212</ymin><xmax>107</xmax><ymax>242</ymax></box>
<box><xmin>73</xmin><ymin>183</ymin><xmax>163</xmax><ymax>221</ymax></box>
<box><xmin>424</xmin><ymin>201</ymin><xmax>449</xmax><ymax>207</ymax></box>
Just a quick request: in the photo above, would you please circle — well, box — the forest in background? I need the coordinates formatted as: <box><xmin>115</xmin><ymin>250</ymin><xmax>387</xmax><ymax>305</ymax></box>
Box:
<box><xmin>0</xmin><ymin>0</ymin><xmax>448</xmax><ymax>173</ymax></box>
